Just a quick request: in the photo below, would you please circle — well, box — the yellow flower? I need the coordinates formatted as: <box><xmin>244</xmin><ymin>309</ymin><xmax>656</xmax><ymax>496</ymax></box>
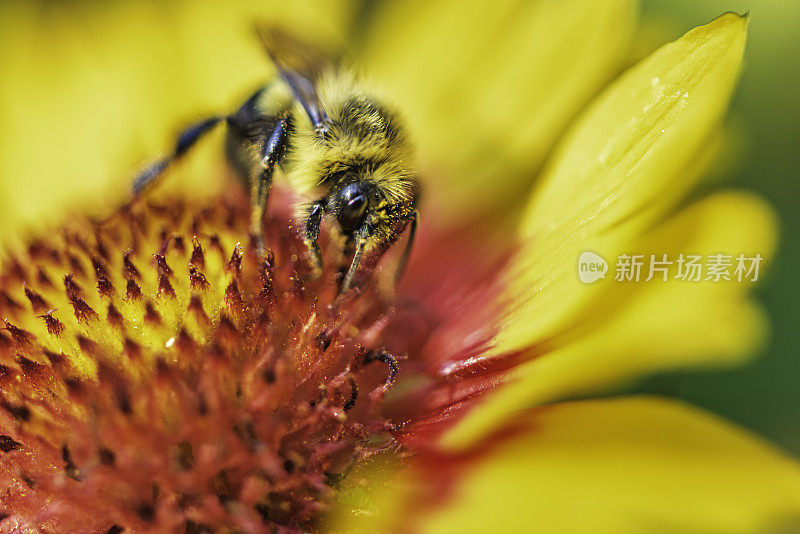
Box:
<box><xmin>0</xmin><ymin>1</ymin><xmax>798</xmax><ymax>533</ymax></box>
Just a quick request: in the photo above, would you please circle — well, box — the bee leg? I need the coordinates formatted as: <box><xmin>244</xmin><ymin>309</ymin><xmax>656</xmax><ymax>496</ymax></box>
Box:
<box><xmin>131</xmin><ymin>116</ymin><xmax>223</xmax><ymax>196</ymax></box>
<box><xmin>227</xmin><ymin>85</ymin><xmax>268</xmax><ymax>131</ymax></box>
<box><xmin>364</xmin><ymin>349</ymin><xmax>399</xmax><ymax>399</ymax></box>
<box><xmin>303</xmin><ymin>200</ymin><xmax>325</xmax><ymax>276</ymax></box>
<box><xmin>249</xmin><ymin>112</ymin><xmax>293</xmax><ymax>254</ymax></box>
<box><xmin>394</xmin><ymin>209</ymin><xmax>419</xmax><ymax>285</ymax></box>
<box><xmin>341</xmin><ymin>233</ymin><xmax>368</xmax><ymax>293</ymax></box>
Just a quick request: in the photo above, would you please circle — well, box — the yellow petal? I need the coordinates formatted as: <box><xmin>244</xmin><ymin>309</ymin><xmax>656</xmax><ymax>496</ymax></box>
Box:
<box><xmin>422</xmin><ymin>398</ymin><xmax>800</xmax><ymax>534</ymax></box>
<box><xmin>494</xmin><ymin>12</ymin><xmax>749</xmax><ymax>354</ymax></box>
<box><xmin>444</xmin><ymin>191</ymin><xmax>777</xmax><ymax>449</ymax></box>
<box><xmin>360</xmin><ymin>0</ymin><xmax>636</xmax><ymax>222</ymax></box>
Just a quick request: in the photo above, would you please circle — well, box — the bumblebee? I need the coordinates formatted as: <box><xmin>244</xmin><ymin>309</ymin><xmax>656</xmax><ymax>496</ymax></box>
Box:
<box><xmin>132</xmin><ymin>26</ymin><xmax>418</xmax><ymax>292</ymax></box>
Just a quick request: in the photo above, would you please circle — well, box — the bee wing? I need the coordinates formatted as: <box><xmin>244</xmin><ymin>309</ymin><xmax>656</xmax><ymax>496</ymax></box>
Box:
<box><xmin>255</xmin><ymin>24</ymin><xmax>339</xmax><ymax>134</ymax></box>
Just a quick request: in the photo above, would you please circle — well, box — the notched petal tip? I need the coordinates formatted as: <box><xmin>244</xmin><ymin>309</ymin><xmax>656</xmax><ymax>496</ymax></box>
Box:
<box><xmin>493</xmin><ymin>11</ymin><xmax>752</xmax><ymax>358</ymax></box>
<box><xmin>715</xmin><ymin>10</ymin><xmax>750</xmax><ymax>26</ymax></box>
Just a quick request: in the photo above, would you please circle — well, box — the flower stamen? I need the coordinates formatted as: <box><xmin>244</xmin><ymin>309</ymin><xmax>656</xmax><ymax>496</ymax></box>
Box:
<box><xmin>0</xmin><ymin>192</ymin><xmax>412</xmax><ymax>531</ymax></box>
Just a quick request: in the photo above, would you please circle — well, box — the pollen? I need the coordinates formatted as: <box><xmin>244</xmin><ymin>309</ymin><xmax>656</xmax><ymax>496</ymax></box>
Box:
<box><xmin>0</xmin><ymin>193</ymin><xmax>406</xmax><ymax>532</ymax></box>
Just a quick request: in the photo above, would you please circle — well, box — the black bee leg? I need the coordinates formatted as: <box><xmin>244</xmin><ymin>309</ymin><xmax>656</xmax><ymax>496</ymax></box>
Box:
<box><xmin>394</xmin><ymin>209</ymin><xmax>419</xmax><ymax>285</ymax></box>
<box><xmin>249</xmin><ymin>112</ymin><xmax>293</xmax><ymax>254</ymax></box>
<box><xmin>364</xmin><ymin>350</ymin><xmax>399</xmax><ymax>397</ymax></box>
<box><xmin>131</xmin><ymin>116</ymin><xmax>223</xmax><ymax>196</ymax></box>
<box><xmin>341</xmin><ymin>232</ymin><xmax>368</xmax><ymax>293</ymax></box>
<box><xmin>228</xmin><ymin>85</ymin><xmax>268</xmax><ymax>130</ymax></box>
<box><xmin>303</xmin><ymin>200</ymin><xmax>325</xmax><ymax>276</ymax></box>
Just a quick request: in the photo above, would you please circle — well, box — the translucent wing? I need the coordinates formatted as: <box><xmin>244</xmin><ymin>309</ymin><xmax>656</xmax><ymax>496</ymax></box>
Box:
<box><xmin>255</xmin><ymin>24</ymin><xmax>340</xmax><ymax>135</ymax></box>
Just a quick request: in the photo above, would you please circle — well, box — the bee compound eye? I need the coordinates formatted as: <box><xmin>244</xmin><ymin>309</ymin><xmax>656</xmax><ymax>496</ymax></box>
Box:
<box><xmin>337</xmin><ymin>186</ymin><xmax>369</xmax><ymax>232</ymax></box>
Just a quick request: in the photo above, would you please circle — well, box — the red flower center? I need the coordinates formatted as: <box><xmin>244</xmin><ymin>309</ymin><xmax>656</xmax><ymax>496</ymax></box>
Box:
<box><xmin>0</xmin><ymin>192</ymin><xmax>431</xmax><ymax>531</ymax></box>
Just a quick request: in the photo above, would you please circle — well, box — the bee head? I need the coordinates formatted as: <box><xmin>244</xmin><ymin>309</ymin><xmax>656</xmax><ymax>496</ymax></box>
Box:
<box><xmin>335</xmin><ymin>182</ymin><xmax>369</xmax><ymax>233</ymax></box>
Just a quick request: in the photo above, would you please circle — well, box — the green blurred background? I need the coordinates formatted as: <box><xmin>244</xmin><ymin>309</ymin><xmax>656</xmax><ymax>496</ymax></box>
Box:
<box><xmin>0</xmin><ymin>0</ymin><xmax>797</xmax><ymax>454</ymax></box>
<box><xmin>640</xmin><ymin>0</ymin><xmax>800</xmax><ymax>456</ymax></box>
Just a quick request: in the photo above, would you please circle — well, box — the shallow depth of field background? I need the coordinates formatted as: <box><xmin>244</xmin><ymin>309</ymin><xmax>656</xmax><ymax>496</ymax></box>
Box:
<box><xmin>0</xmin><ymin>0</ymin><xmax>798</xmax><ymax>453</ymax></box>
<box><xmin>641</xmin><ymin>0</ymin><xmax>800</xmax><ymax>456</ymax></box>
